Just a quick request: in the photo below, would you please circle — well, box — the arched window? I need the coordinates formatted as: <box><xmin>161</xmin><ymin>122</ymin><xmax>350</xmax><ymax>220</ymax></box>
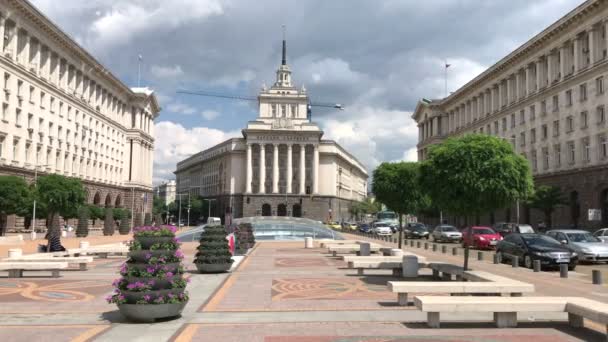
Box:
<box><xmin>277</xmin><ymin>204</ymin><xmax>287</xmax><ymax>217</ymax></box>
<box><xmin>292</xmin><ymin>204</ymin><xmax>302</xmax><ymax>218</ymax></box>
<box><xmin>262</xmin><ymin>203</ymin><xmax>271</xmax><ymax>216</ymax></box>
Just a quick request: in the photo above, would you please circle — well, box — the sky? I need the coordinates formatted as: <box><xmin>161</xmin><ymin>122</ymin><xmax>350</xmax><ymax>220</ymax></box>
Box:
<box><xmin>31</xmin><ymin>0</ymin><xmax>583</xmax><ymax>184</ymax></box>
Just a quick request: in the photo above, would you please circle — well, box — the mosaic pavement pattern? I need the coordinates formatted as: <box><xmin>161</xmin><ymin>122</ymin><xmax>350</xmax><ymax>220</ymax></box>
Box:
<box><xmin>271</xmin><ymin>277</ymin><xmax>395</xmax><ymax>301</ymax></box>
<box><xmin>0</xmin><ymin>325</ymin><xmax>110</xmax><ymax>342</ymax></box>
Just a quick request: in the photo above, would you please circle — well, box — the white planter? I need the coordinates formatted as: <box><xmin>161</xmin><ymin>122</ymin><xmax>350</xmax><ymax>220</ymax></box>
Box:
<box><xmin>30</xmin><ymin>231</ymin><xmax>37</xmax><ymax>240</ymax></box>
<box><xmin>8</xmin><ymin>248</ymin><xmax>22</xmax><ymax>258</ymax></box>
<box><xmin>304</xmin><ymin>237</ymin><xmax>313</xmax><ymax>249</ymax></box>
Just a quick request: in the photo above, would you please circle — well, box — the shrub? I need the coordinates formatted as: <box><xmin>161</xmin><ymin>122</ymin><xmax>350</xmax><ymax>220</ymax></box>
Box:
<box><xmin>119</xmin><ymin>211</ymin><xmax>131</xmax><ymax>235</ymax></box>
<box><xmin>194</xmin><ymin>224</ymin><xmax>234</xmax><ymax>266</ymax></box>
<box><xmin>103</xmin><ymin>208</ymin><xmax>115</xmax><ymax>236</ymax></box>
<box><xmin>133</xmin><ymin>213</ymin><xmax>143</xmax><ymax>228</ymax></box>
<box><xmin>235</xmin><ymin>222</ymin><xmax>256</xmax><ymax>254</ymax></box>
<box><xmin>76</xmin><ymin>206</ymin><xmax>89</xmax><ymax>237</ymax></box>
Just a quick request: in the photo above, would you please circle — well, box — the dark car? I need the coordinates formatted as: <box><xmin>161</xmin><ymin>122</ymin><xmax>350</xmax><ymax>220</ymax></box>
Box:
<box><xmin>496</xmin><ymin>233</ymin><xmax>578</xmax><ymax>270</ymax></box>
<box><xmin>358</xmin><ymin>223</ymin><xmax>372</xmax><ymax>233</ymax></box>
<box><xmin>405</xmin><ymin>223</ymin><xmax>429</xmax><ymax>239</ymax></box>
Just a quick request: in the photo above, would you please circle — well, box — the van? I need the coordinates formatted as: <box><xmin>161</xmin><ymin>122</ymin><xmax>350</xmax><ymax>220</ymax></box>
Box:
<box><xmin>207</xmin><ymin>217</ymin><xmax>221</xmax><ymax>225</ymax></box>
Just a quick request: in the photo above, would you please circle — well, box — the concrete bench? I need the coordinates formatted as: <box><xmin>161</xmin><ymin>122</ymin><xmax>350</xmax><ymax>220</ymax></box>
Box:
<box><xmin>349</xmin><ymin>255</ymin><xmax>428</xmax><ymax>276</ymax></box>
<box><xmin>65</xmin><ymin>244</ymin><xmax>129</xmax><ymax>258</ymax></box>
<box><xmin>328</xmin><ymin>244</ymin><xmax>381</xmax><ymax>256</ymax></box>
<box><xmin>319</xmin><ymin>240</ymin><xmax>362</xmax><ymax>248</ymax></box>
<box><xmin>427</xmin><ymin>262</ymin><xmax>465</xmax><ymax>280</ymax></box>
<box><xmin>414</xmin><ymin>295</ymin><xmax>608</xmax><ymax>337</ymax></box>
<box><xmin>4</xmin><ymin>256</ymin><xmax>94</xmax><ymax>270</ymax></box>
<box><xmin>388</xmin><ymin>281</ymin><xmax>534</xmax><ymax>306</ymax></box>
<box><xmin>0</xmin><ymin>262</ymin><xmax>68</xmax><ymax>278</ymax></box>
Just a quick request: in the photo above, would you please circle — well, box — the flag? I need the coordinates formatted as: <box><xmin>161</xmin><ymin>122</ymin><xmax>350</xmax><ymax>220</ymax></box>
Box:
<box><xmin>226</xmin><ymin>233</ymin><xmax>235</xmax><ymax>255</ymax></box>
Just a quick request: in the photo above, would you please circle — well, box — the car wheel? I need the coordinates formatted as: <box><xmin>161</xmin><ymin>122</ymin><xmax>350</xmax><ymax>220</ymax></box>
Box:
<box><xmin>524</xmin><ymin>255</ymin><xmax>533</xmax><ymax>269</ymax></box>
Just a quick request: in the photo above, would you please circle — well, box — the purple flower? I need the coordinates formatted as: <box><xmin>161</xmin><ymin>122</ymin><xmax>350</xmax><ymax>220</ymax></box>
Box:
<box><xmin>174</xmin><ymin>250</ymin><xmax>184</xmax><ymax>259</ymax></box>
<box><xmin>146</xmin><ymin>266</ymin><xmax>156</xmax><ymax>274</ymax></box>
<box><xmin>143</xmin><ymin>295</ymin><xmax>151</xmax><ymax>301</ymax></box>
<box><xmin>166</xmin><ymin>272</ymin><xmax>174</xmax><ymax>278</ymax></box>
<box><xmin>145</xmin><ymin>252</ymin><xmax>152</xmax><ymax>260</ymax></box>
<box><xmin>127</xmin><ymin>283</ymin><xmax>137</xmax><ymax>290</ymax></box>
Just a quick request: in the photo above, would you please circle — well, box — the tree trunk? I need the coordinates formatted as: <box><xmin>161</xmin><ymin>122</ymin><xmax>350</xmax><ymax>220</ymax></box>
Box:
<box><xmin>46</xmin><ymin>213</ymin><xmax>60</xmax><ymax>252</ymax></box>
<box><xmin>463</xmin><ymin>223</ymin><xmax>470</xmax><ymax>271</ymax></box>
<box><xmin>398</xmin><ymin>212</ymin><xmax>403</xmax><ymax>249</ymax></box>
<box><xmin>544</xmin><ymin>210</ymin><xmax>552</xmax><ymax>230</ymax></box>
<box><xmin>0</xmin><ymin>213</ymin><xmax>7</xmax><ymax>236</ymax></box>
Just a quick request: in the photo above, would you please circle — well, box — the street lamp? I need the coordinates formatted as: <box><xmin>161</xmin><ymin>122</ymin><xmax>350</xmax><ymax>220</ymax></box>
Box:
<box><xmin>32</xmin><ymin>163</ymin><xmax>51</xmax><ymax>236</ymax></box>
<box><xmin>202</xmin><ymin>198</ymin><xmax>216</xmax><ymax>222</ymax></box>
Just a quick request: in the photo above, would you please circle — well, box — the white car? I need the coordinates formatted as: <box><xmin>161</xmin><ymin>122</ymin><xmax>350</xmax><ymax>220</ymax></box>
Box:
<box><xmin>373</xmin><ymin>223</ymin><xmax>392</xmax><ymax>236</ymax></box>
<box><xmin>593</xmin><ymin>228</ymin><xmax>608</xmax><ymax>243</ymax></box>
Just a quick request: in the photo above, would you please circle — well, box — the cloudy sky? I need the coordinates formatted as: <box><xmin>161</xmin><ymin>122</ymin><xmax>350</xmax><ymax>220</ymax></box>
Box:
<box><xmin>32</xmin><ymin>0</ymin><xmax>582</xmax><ymax>184</ymax></box>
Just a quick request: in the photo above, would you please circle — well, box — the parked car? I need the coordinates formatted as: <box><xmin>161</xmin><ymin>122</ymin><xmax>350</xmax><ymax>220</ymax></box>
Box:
<box><xmin>461</xmin><ymin>226</ymin><xmax>502</xmax><ymax>249</ymax></box>
<box><xmin>496</xmin><ymin>233</ymin><xmax>578</xmax><ymax>270</ymax></box>
<box><xmin>593</xmin><ymin>228</ymin><xmax>608</xmax><ymax>243</ymax></box>
<box><xmin>373</xmin><ymin>222</ymin><xmax>392</xmax><ymax>236</ymax></box>
<box><xmin>404</xmin><ymin>223</ymin><xmax>429</xmax><ymax>239</ymax></box>
<box><xmin>431</xmin><ymin>225</ymin><xmax>462</xmax><ymax>243</ymax></box>
<box><xmin>358</xmin><ymin>223</ymin><xmax>372</xmax><ymax>233</ymax></box>
<box><xmin>348</xmin><ymin>222</ymin><xmax>358</xmax><ymax>230</ymax></box>
<box><xmin>546</xmin><ymin>229</ymin><xmax>608</xmax><ymax>263</ymax></box>
<box><xmin>326</xmin><ymin>221</ymin><xmax>342</xmax><ymax>230</ymax></box>
<box><xmin>493</xmin><ymin>222</ymin><xmax>535</xmax><ymax>237</ymax></box>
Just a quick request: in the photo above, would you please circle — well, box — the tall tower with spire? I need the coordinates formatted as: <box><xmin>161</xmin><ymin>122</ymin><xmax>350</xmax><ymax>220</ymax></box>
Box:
<box><xmin>255</xmin><ymin>26</ymin><xmax>310</xmax><ymax>128</ymax></box>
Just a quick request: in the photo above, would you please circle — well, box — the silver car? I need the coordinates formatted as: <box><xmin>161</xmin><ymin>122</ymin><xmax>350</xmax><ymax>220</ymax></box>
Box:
<box><xmin>593</xmin><ymin>228</ymin><xmax>608</xmax><ymax>243</ymax></box>
<box><xmin>431</xmin><ymin>225</ymin><xmax>462</xmax><ymax>243</ymax></box>
<box><xmin>546</xmin><ymin>229</ymin><xmax>608</xmax><ymax>263</ymax></box>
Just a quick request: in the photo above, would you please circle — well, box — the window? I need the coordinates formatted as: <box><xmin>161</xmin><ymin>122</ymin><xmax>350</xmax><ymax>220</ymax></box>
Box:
<box><xmin>600</xmin><ymin>135</ymin><xmax>608</xmax><ymax>160</ymax></box>
<box><xmin>50</xmin><ymin>97</ymin><xmax>55</xmax><ymax>113</ymax></box>
<box><xmin>3</xmin><ymin>72</ymin><xmax>9</xmax><ymax>89</ymax></box>
<box><xmin>510</xmin><ymin>113</ymin><xmax>515</xmax><ymax>128</ymax></box>
<box><xmin>541</xmin><ymin>100</ymin><xmax>547</xmax><ymax>115</ymax></box>
<box><xmin>580</xmin><ymin>111</ymin><xmax>588</xmax><ymax>129</ymax></box>
<box><xmin>597</xmin><ymin>77</ymin><xmax>604</xmax><ymax>95</ymax></box>
<box><xmin>520</xmin><ymin>132</ymin><xmax>526</xmax><ymax>146</ymax></box>
<box><xmin>530</xmin><ymin>105</ymin><xmax>536</xmax><ymax>120</ymax></box>
<box><xmin>598</xmin><ymin>106</ymin><xmax>605</xmax><ymax>125</ymax></box>
<box><xmin>40</xmin><ymin>92</ymin><xmax>45</xmax><ymax>108</ymax></box>
<box><xmin>520</xmin><ymin>110</ymin><xmax>525</xmax><ymax>124</ymax></box>
<box><xmin>2</xmin><ymin>103</ymin><xmax>7</xmax><ymax>121</ymax></box>
<box><xmin>552</xmin><ymin>95</ymin><xmax>559</xmax><ymax>112</ymax></box>
<box><xmin>566</xmin><ymin>89</ymin><xmax>572</xmax><ymax>106</ymax></box>
<box><xmin>271</xmin><ymin>104</ymin><xmax>276</xmax><ymax>116</ymax></box>
<box><xmin>58</xmin><ymin>102</ymin><xmax>63</xmax><ymax>117</ymax></box>
<box><xmin>530</xmin><ymin>128</ymin><xmax>536</xmax><ymax>144</ymax></box>
<box><xmin>12</xmin><ymin>139</ymin><xmax>18</xmax><ymax>160</ymax></box>
<box><xmin>531</xmin><ymin>150</ymin><xmax>537</xmax><ymax>171</ymax></box>
<box><xmin>542</xmin><ymin>147</ymin><xmax>549</xmax><ymax>170</ymax></box>
<box><xmin>566</xmin><ymin>116</ymin><xmax>574</xmax><ymax>132</ymax></box>
<box><xmin>25</xmin><ymin>143</ymin><xmax>30</xmax><ymax>162</ymax></box>
<box><xmin>553</xmin><ymin>120</ymin><xmax>560</xmax><ymax>137</ymax></box>
<box><xmin>281</xmin><ymin>104</ymin><xmax>286</xmax><ymax>117</ymax></box>
<box><xmin>567</xmin><ymin>141</ymin><xmax>575</xmax><ymax>164</ymax></box>
<box><xmin>27</xmin><ymin>113</ymin><xmax>33</xmax><ymax>129</ymax></box>
<box><xmin>291</xmin><ymin>105</ymin><xmax>296</xmax><ymax>118</ymax></box>
<box><xmin>0</xmin><ymin>136</ymin><xmax>4</xmax><ymax>158</ymax></box>
<box><xmin>580</xmin><ymin>83</ymin><xmax>587</xmax><ymax>102</ymax></box>
<box><xmin>582</xmin><ymin>138</ymin><xmax>591</xmax><ymax>163</ymax></box>
<box><xmin>541</xmin><ymin>124</ymin><xmax>548</xmax><ymax>140</ymax></box>
<box><xmin>28</xmin><ymin>86</ymin><xmax>34</xmax><ymax>103</ymax></box>
<box><xmin>554</xmin><ymin>144</ymin><xmax>561</xmax><ymax>167</ymax></box>
<box><xmin>494</xmin><ymin>121</ymin><xmax>499</xmax><ymax>134</ymax></box>
<box><xmin>15</xmin><ymin>108</ymin><xmax>21</xmax><ymax>127</ymax></box>
<box><xmin>16</xmin><ymin>80</ymin><xmax>22</xmax><ymax>97</ymax></box>
<box><xmin>67</xmin><ymin>106</ymin><xmax>72</xmax><ymax>121</ymax></box>
<box><xmin>502</xmin><ymin>117</ymin><xmax>507</xmax><ymax>131</ymax></box>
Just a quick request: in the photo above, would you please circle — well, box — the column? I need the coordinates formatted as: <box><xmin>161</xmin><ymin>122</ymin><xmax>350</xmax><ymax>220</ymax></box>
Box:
<box><xmin>605</xmin><ymin>21</ymin><xmax>608</xmax><ymax>61</ymax></box>
<box><xmin>11</xmin><ymin>24</ymin><xmax>19</xmax><ymax>62</ymax></box>
<box><xmin>573</xmin><ymin>36</ymin><xmax>580</xmax><ymax>73</ymax></box>
<box><xmin>286</xmin><ymin>144</ymin><xmax>293</xmax><ymax>194</ymax></box>
<box><xmin>272</xmin><ymin>143</ymin><xmax>279</xmax><ymax>193</ymax></box>
<box><xmin>299</xmin><ymin>144</ymin><xmax>305</xmax><ymax>194</ymax></box>
<box><xmin>506</xmin><ymin>77</ymin><xmax>512</xmax><ymax>104</ymax></box>
<box><xmin>245</xmin><ymin>143</ymin><xmax>252</xmax><ymax>193</ymax></box>
<box><xmin>0</xmin><ymin>15</ymin><xmax>5</xmax><ymax>53</ymax></box>
<box><xmin>44</xmin><ymin>47</ymin><xmax>51</xmax><ymax>79</ymax></box>
<box><xmin>524</xmin><ymin>66</ymin><xmax>530</xmax><ymax>96</ymax></box>
<box><xmin>589</xmin><ymin>27</ymin><xmax>597</xmax><ymax>65</ymax></box>
<box><xmin>497</xmin><ymin>84</ymin><xmax>503</xmax><ymax>109</ymax></box>
<box><xmin>536</xmin><ymin>59</ymin><xmax>542</xmax><ymax>91</ymax></box>
<box><xmin>313</xmin><ymin>144</ymin><xmax>319</xmax><ymax>194</ymax></box>
<box><xmin>559</xmin><ymin>45</ymin><xmax>566</xmax><ymax>80</ymax></box>
<box><xmin>259</xmin><ymin>144</ymin><xmax>266</xmax><ymax>194</ymax></box>
<box><xmin>515</xmin><ymin>72</ymin><xmax>521</xmax><ymax>101</ymax></box>
<box><xmin>33</xmin><ymin>39</ymin><xmax>40</xmax><ymax>74</ymax></box>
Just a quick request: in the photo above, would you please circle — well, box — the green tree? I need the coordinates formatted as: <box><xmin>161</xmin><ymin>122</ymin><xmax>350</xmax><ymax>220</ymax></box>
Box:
<box><xmin>36</xmin><ymin>174</ymin><xmax>86</xmax><ymax>243</ymax></box>
<box><xmin>527</xmin><ymin>185</ymin><xmax>567</xmax><ymax>229</ymax></box>
<box><xmin>421</xmin><ymin>134</ymin><xmax>533</xmax><ymax>269</ymax></box>
<box><xmin>373</xmin><ymin>162</ymin><xmax>426</xmax><ymax>248</ymax></box>
<box><xmin>76</xmin><ymin>206</ymin><xmax>90</xmax><ymax>237</ymax></box>
<box><xmin>103</xmin><ymin>207</ymin><xmax>115</xmax><ymax>236</ymax></box>
<box><xmin>88</xmin><ymin>205</ymin><xmax>104</xmax><ymax>226</ymax></box>
<box><xmin>0</xmin><ymin>176</ymin><xmax>32</xmax><ymax>236</ymax></box>
<box><xmin>152</xmin><ymin>196</ymin><xmax>165</xmax><ymax>215</ymax></box>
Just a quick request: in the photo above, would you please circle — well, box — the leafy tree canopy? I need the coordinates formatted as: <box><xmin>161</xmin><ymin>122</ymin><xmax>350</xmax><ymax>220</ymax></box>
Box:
<box><xmin>373</xmin><ymin>162</ymin><xmax>426</xmax><ymax>217</ymax></box>
<box><xmin>0</xmin><ymin>176</ymin><xmax>32</xmax><ymax>216</ymax></box>
<box><xmin>36</xmin><ymin>174</ymin><xmax>86</xmax><ymax>217</ymax></box>
<box><xmin>420</xmin><ymin>134</ymin><xmax>533</xmax><ymax>217</ymax></box>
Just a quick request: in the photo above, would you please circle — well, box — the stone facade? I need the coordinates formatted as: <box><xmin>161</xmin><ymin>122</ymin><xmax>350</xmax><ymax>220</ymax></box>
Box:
<box><xmin>0</xmin><ymin>0</ymin><xmax>158</xmax><ymax>231</ymax></box>
<box><xmin>175</xmin><ymin>38</ymin><xmax>368</xmax><ymax>223</ymax></box>
<box><xmin>413</xmin><ymin>0</ymin><xmax>608</xmax><ymax>229</ymax></box>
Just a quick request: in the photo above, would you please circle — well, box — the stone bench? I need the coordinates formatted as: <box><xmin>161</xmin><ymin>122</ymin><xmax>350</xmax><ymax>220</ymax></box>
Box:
<box><xmin>414</xmin><ymin>295</ymin><xmax>608</xmax><ymax>337</ymax></box>
<box><xmin>328</xmin><ymin>244</ymin><xmax>381</xmax><ymax>256</ymax></box>
<box><xmin>4</xmin><ymin>256</ymin><xmax>94</xmax><ymax>270</ymax></box>
<box><xmin>427</xmin><ymin>262</ymin><xmax>465</xmax><ymax>280</ymax></box>
<box><xmin>0</xmin><ymin>262</ymin><xmax>68</xmax><ymax>278</ymax></box>
<box><xmin>65</xmin><ymin>244</ymin><xmax>129</xmax><ymax>258</ymax></box>
<box><xmin>349</xmin><ymin>255</ymin><xmax>428</xmax><ymax>276</ymax></box>
<box><xmin>319</xmin><ymin>240</ymin><xmax>362</xmax><ymax>248</ymax></box>
<box><xmin>389</xmin><ymin>281</ymin><xmax>534</xmax><ymax>306</ymax></box>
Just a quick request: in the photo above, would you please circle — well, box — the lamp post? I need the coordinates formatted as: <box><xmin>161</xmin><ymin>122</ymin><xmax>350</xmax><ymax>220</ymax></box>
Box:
<box><xmin>203</xmin><ymin>198</ymin><xmax>216</xmax><ymax>222</ymax></box>
<box><xmin>187</xmin><ymin>192</ymin><xmax>191</xmax><ymax>227</ymax></box>
<box><xmin>32</xmin><ymin>163</ymin><xmax>51</xmax><ymax>236</ymax></box>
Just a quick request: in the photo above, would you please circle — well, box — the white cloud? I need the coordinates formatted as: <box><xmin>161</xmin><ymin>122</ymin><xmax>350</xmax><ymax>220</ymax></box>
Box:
<box><xmin>153</xmin><ymin>121</ymin><xmax>240</xmax><ymax>184</ymax></box>
<box><xmin>403</xmin><ymin>147</ymin><xmax>418</xmax><ymax>162</ymax></box>
<box><xmin>151</xmin><ymin>65</ymin><xmax>184</xmax><ymax>79</ymax></box>
<box><xmin>296</xmin><ymin>57</ymin><xmax>366</xmax><ymax>86</ymax></box>
<box><xmin>166</xmin><ymin>102</ymin><xmax>196</xmax><ymax>115</ymax></box>
<box><xmin>201</xmin><ymin>110</ymin><xmax>220</xmax><ymax>121</ymax></box>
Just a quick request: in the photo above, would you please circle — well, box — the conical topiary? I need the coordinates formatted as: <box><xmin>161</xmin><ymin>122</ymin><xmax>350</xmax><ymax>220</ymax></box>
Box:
<box><xmin>134</xmin><ymin>213</ymin><xmax>143</xmax><ymax>228</ymax></box>
<box><xmin>76</xmin><ymin>206</ymin><xmax>90</xmax><ymax>237</ymax></box>
<box><xmin>144</xmin><ymin>213</ymin><xmax>152</xmax><ymax>226</ymax></box>
<box><xmin>103</xmin><ymin>208</ymin><xmax>115</xmax><ymax>236</ymax></box>
<box><xmin>235</xmin><ymin>222</ymin><xmax>256</xmax><ymax>255</ymax></box>
<box><xmin>154</xmin><ymin>214</ymin><xmax>163</xmax><ymax>227</ymax></box>
<box><xmin>119</xmin><ymin>215</ymin><xmax>131</xmax><ymax>235</ymax></box>
<box><xmin>194</xmin><ymin>224</ymin><xmax>233</xmax><ymax>273</ymax></box>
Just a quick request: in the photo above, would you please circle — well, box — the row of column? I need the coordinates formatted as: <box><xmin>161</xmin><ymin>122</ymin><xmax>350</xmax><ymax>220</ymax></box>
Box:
<box><xmin>0</xmin><ymin>12</ymin><xmax>154</xmax><ymax>136</ymax></box>
<box><xmin>245</xmin><ymin>143</ymin><xmax>319</xmax><ymax>195</ymax></box>
<box><xmin>129</xmin><ymin>139</ymin><xmax>153</xmax><ymax>186</ymax></box>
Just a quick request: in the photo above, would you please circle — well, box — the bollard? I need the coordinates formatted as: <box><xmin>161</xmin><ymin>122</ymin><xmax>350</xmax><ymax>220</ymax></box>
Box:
<box><xmin>477</xmin><ymin>251</ymin><xmax>483</xmax><ymax>261</ymax></box>
<box><xmin>416</xmin><ymin>241</ymin><xmax>421</xmax><ymax>248</ymax></box>
<box><xmin>593</xmin><ymin>270</ymin><xmax>603</xmax><ymax>285</ymax></box>
<box><xmin>30</xmin><ymin>231</ymin><xmax>37</xmax><ymax>240</ymax></box>
<box><xmin>511</xmin><ymin>256</ymin><xmax>518</xmax><ymax>268</ymax></box>
<box><xmin>493</xmin><ymin>253</ymin><xmax>501</xmax><ymax>264</ymax></box>
<box><xmin>304</xmin><ymin>237</ymin><xmax>314</xmax><ymax>249</ymax></box>
<box><xmin>359</xmin><ymin>242</ymin><xmax>371</xmax><ymax>256</ymax></box>
<box><xmin>452</xmin><ymin>247</ymin><xmax>458</xmax><ymax>256</ymax></box>
<box><xmin>432</xmin><ymin>244</ymin><xmax>438</xmax><ymax>252</ymax></box>
<box><xmin>424</xmin><ymin>242</ymin><xmax>429</xmax><ymax>250</ymax></box>
<box><xmin>533</xmin><ymin>260</ymin><xmax>541</xmax><ymax>272</ymax></box>
<box><xmin>402</xmin><ymin>255</ymin><xmax>419</xmax><ymax>278</ymax></box>
<box><xmin>560</xmin><ymin>264</ymin><xmax>568</xmax><ymax>278</ymax></box>
<box><xmin>410</xmin><ymin>240</ymin><xmax>414</xmax><ymax>247</ymax></box>
<box><xmin>441</xmin><ymin>245</ymin><xmax>447</xmax><ymax>254</ymax></box>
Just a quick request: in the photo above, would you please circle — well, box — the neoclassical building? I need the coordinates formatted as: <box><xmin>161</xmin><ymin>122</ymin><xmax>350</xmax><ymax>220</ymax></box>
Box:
<box><xmin>413</xmin><ymin>0</ymin><xmax>608</xmax><ymax>228</ymax></box>
<box><xmin>0</xmin><ymin>0</ymin><xmax>159</xmax><ymax>229</ymax></box>
<box><xmin>175</xmin><ymin>40</ymin><xmax>368</xmax><ymax>222</ymax></box>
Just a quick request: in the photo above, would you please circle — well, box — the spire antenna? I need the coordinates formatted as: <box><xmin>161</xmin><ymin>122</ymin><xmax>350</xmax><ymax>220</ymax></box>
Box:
<box><xmin>281</xmin><ymin>25</ymin><xmax>287</xmax><ymax>65</ymax></box>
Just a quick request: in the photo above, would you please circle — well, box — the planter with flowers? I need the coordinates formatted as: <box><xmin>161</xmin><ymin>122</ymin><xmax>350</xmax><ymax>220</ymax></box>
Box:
<box><xmin>194</xmin><ymin>224</ymin><xmax>234</xmax><ymax>273</ymax></box>
<box><xmin>107</xmin><ymin>225</ymin><xmax>189</xmax><ymax>322</ymax></box>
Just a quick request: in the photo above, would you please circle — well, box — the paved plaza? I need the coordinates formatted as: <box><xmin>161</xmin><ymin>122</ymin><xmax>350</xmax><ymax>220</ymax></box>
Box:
<box><xmin>0</xmin><ymin>238</ymin><xmax>607</xmax><ymax>341</ymax></box>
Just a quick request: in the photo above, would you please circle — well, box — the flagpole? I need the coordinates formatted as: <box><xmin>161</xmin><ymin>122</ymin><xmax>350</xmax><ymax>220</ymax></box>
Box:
<box><xmin>444</xmin><ymin>60</ymin><xmax>449</xmax><ymax>97</ymax></box>
<box><xmin>137</xmin><ymin>54</ymin><xmax>142</xmax><ymax>87</ymax></box>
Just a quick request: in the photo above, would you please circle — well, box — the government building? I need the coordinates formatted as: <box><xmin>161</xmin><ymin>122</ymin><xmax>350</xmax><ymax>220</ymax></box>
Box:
<box><xmin>413</xmin><ymin>0</ymin><xmax>608</xmax><ymax>229</ymax></box>
<box><xmin>174</xmin><ymin>40</ymin><xmax>368</xmax><ymax>222</ymax></box>
<box><xmin>0</xmin><ymin>0</ymin><xmax>159</xmax><ymax>229</ymax></box>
